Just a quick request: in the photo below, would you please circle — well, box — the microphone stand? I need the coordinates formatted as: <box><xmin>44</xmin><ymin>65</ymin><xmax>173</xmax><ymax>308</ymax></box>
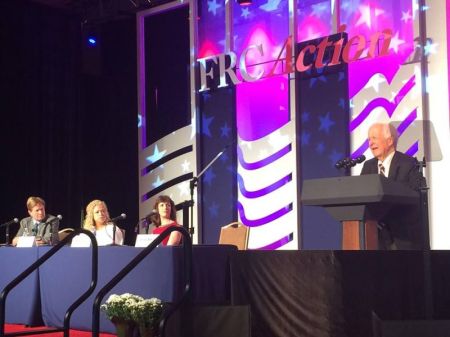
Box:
<box><xmin>5</xmin><ymin>225</ymin><xmax>10</xmax><ymax>246</ymax></box>
<box><xmin>109</xmin><ymin>214</ymin><xmax>126</xmax><ymax>246</ymax></box>
<box><xmin>186</xmin><ymin>144</ymin><xmax>231</xmax><ymax>237</ymax></box>
<box><xmin>0</xmin><ymin>219</ymin><xmax>18</xmax><ymax>246</ymax></box>
<box><xmin>112</xmin><ymin>223</ymin><xmax>117</xmax><ymax>246</ymax></box>
<box><xmin>417</xmin><ymin>157</ymin><xmax>430</xmax><ymax>250</ymax></box>
<box><xmin>0</xmin><ymin>225</ymin><xmax>12</xmax><ymax>246</ymax></box>
<box><xmin>416</xmin><ymin>157</ymin><xmax>433</xmax><ymax>319</ymax></box>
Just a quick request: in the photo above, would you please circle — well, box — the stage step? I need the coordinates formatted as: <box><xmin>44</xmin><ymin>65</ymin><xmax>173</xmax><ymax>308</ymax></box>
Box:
<box><xmin>372</xmin><ymin>313</ymin><xmax>450</xmax><ymax>337</ymax></box>
<box><xmin>166</xmin><ymin>305</ymin><xmax>251</xmax><ymax>337</ymax></box>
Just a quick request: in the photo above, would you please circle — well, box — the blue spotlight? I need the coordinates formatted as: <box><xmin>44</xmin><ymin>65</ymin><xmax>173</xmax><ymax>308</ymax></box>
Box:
<box><xmin>87</xmin><ymin>36</ymin><xmax>97</xmax><ymax>46</ymax></box>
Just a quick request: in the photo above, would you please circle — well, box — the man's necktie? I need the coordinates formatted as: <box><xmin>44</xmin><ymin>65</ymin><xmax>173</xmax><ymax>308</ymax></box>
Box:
<box><xmin>378</xmin><ymin>163</ymin><xmax>386</xmax><ymax>177</ymax></box>
<box><xmin>32</xmin><ymin>222</ymin><xmax>39</xmax><ymax>236</ymax></box>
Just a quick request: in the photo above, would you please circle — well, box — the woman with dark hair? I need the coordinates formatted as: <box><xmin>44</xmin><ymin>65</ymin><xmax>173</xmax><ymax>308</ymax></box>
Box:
<box><xmin>147</xmin><ymin>195</ymin><xmax>181</xmax><ymax>246</ymax></box>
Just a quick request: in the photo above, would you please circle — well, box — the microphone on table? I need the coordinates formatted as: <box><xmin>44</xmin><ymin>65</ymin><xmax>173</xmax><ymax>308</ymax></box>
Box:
<box><xmin>1</xmin><ymin>218</ymin><xmax>19</xmax><ymax>246</ymax></box>
<box><xmin>45</xmin><ymin>214</ymin><xmax>63</xmax><ymax>224</ymax></box>
<box><xmin>135</xmin><ymin>210</ymin><xmax>158</xmax><ymax>234</ymax></box>
<box><xmin>0</xmin><ymin>218</ymin><xmax>19</xmax><ymax>228</ymax></box>
<box><xmin>41</xmin><ymin>215</ymin><xmax>63</xmax><ymax>245</ymax></box>
<box><xmin>144</xmin><ymin>210</ymin><xmax>158</xmax><ymax>233</ymax></box>
<box><xmin>110</xmin><ymin>213</ymin><xmax>127</xmax><ymax>223</ymax></box>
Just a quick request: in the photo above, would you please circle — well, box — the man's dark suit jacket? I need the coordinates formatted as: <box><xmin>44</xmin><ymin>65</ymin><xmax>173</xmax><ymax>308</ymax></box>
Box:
<box><xmin>360</xmin><ymin>151</ymin><xmax>424</xmax><ymax>249</ymax></box>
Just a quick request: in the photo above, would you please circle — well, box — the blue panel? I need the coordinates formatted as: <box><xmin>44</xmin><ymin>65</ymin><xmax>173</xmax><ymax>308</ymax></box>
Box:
<box><xmin>199</xmin><ymin>87</ymin><xmax>237</xmax><ymax>244</ymax></box>
<box><xmin>296</xmin><ymin>34</ymin><xmax>350</xmax><ymax>249</ymax></box>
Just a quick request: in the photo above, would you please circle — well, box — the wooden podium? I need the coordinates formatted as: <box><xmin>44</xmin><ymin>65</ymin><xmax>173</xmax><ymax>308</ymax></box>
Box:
<box><xmin>301</xmin><ymin>174</ymin><xmax>419</xmax><ymax>250</ymax></box>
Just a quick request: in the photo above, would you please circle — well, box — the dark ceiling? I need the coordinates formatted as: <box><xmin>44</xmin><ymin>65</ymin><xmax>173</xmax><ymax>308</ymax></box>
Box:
<box><xmin>29</xmin><ymin>0</ymin><xmax>168</xmax><ymax>22</ymax></box>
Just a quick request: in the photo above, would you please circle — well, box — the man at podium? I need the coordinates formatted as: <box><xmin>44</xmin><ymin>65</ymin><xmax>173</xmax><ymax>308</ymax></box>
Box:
<box><xmin>360</xmin><ymin>123</ymin><xmax>424</xmax><ymax>250</ymax></box>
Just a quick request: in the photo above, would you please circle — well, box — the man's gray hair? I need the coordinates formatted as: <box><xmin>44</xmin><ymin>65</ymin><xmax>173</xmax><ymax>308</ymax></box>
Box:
<box><xmin>385</xmin><ymin>123</ymin><xmax>398</xmax><ymax>148</ymax></box>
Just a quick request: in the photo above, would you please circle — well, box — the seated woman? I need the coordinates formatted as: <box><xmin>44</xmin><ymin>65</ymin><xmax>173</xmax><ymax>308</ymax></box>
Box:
<box><xmin>148</xmin><ymin>195</ymin><xmax>182</xmax><ymax>246</ymax></box>
<box><xmin>83</xmin><ymin>199</ymin><xmax>124</xmax><ymax>246</ymax></box>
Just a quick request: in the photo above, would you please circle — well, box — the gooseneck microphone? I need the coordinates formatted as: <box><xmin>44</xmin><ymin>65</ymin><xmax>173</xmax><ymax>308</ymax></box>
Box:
<box><xmin>135</xmin><ymin>210</ymin><xmax>157</xmax><ymax>234</ymax></box>
<box><xmin>1</xmin><ymin>218</ymin><xmax>19</xmax><ymax>246</ymax></box>
<box><xmin>41</xmin><ymin>215</ymin><xmax>63</xmax><ymax>245</ymax></box>
<box><xmin>335</xmin><ymin>155</ymin><xmax>366</xmax><ymax>169</ymax></box>
<box><xmin>0</xmin><ymin>218</ymin><xmax>19</xmax><ymax>228</ymax></box>
<box><xmin>110</xmin><ymin>213</ymin><xmax>127</xmax><ymax>223</ymax></box>
<box><xmin>45</xmin><ymin>214</ymin><xmax>63</xmax><ymax>224</ymax></box>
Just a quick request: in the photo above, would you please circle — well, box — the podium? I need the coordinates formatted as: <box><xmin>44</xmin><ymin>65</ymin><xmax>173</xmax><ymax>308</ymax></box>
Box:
<box><xmin>301</xmin><ymin>174</ymin><xmax>419</xmax><ymax>250</ymax></box>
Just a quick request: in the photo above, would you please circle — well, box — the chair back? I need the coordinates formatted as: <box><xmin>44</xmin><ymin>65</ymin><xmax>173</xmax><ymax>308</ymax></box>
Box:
<box><xmin>58</xmin><ymin>228</ymin><xmax>75</xmax><ymax>243</ymax></box>
<box><xmin>218</xmin><ymin>222</ymin><xmax>249</xmax><ymax>250</ymax></box>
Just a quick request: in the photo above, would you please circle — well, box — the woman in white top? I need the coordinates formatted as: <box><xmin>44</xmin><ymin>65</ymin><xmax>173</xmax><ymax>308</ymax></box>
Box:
<box><xmin>83</xmin><ymin>199</ymin><xmax>124</xmax><ymax>246</ymax></box>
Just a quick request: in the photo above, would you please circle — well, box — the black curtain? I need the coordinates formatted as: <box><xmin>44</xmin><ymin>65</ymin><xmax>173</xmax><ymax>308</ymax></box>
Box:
<box><xmin>230</xmin><ymin>251</ymin><xmax>429</xmax><ymax>337</ymax></box>
<box><xmin>0</xmin><ymin>0</ymin><xmax>138</xmax><ymax>244</ymax></box>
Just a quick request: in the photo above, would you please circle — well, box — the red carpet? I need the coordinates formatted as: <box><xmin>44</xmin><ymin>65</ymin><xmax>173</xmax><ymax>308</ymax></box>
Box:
<box><xmin>5</xmin><ymin>324</ymin><xmax>116</xmax><ymax>337</ymax></box>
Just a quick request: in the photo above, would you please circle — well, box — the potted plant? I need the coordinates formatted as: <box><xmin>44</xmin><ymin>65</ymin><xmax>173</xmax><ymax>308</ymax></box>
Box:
<box><xmin>101</xmin><ymin>293</ymin><xmax>144</xmax><ymax>337</ymax></box>
<box><xmin>131</xmin><ymin>297</ymin><xmax>164</xmax><ymax>337</ymax></box>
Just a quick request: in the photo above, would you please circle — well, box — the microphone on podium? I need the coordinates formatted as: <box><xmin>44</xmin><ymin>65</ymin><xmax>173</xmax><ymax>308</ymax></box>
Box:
<box><xmin>335</xmin><ymin>155</ymin><xmax>366</xmax><ymax>169</ymax></box>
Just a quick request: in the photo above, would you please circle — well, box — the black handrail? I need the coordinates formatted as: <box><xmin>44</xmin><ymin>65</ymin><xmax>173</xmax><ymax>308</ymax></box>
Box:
<box><xmin>0</xmin><ymin>229</ymin><xmax>98</xmax><ymax>337</ymax></box>
<box><xmin>92</xmin><ymin>226</ymin><xmax>192</xmax><ymax>337</ymax></box>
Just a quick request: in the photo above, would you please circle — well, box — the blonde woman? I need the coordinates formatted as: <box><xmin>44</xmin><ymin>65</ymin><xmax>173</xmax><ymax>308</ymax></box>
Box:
<box><xmin>83</xmin><ymin>199</ymin><xmax>124</xmax><ymax>246</ymax></box>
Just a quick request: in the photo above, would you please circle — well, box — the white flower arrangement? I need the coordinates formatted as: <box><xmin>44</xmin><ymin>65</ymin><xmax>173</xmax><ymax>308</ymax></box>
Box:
<box><xmin>101</xmin><ymin>293</ymin><xmax>164</xmax><ymax>332</ymax></box>
<box><xmin>101</xmin><ymin>293</ymin><xmax>144</xmax><ymax>321</ymax></box>
<box><xmin>131</xmin><ymin>297</ymin><xmax>164</xmax><ymax>328</ymax></box>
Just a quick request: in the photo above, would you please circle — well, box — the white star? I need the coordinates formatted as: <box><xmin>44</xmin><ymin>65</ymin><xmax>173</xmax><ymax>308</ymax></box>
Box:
<box><xmin>311</xmin><ymin>3</ymin><xmax>328</xmax><ymax>17</ymax></box>
<box><xmin>389</xmin><ymin>32</ymin><xmax>405</xmax><ymax>53</ymax></box>
<box><xmin>401</xmin><ymin>10</ymin><xmax>412</xmax><ymax>23</ymax></box>
<box><xmin>424</xmin><ymin>40</ymin><xmax>438</xmax><ymax>55</ymax></box>
<box><xmin>241</xmin><ymin>7</ymin><xmax>250</xmax><ymax>19</ymax></box>
<box><xmin>355</xmin><ymin>5</ymin><xmax>383</xmax><ymax>28</ymax></box>
<box><xmin>374</xmin><ymin>8</ymin><xmax>384</xmax><ymax>17</ymax></box>
<box><xmin>268</xmin><ymin>130</ymin><xmax>290</xmax><ymax>148</ymax></box>
<box><xmin>177</xmin><ymin>181</ymin><xmax>190</xmax><ymax>197</ymax></box>
<box><xmin>146</xmin><ymin>145</ymin><xmax>166</xmax><ymax>163</ymax></box>
<box><xmin>390</xmin><ymin>91</ymin><xmax>397</xmax><ymax>101</ymax></box>
<box><xmin>364</xmin><ymin>73</ymin><xmax>385</xmax><ymax>93</ymax></box>
<box><xmin>259</xmin><ymin>0</ymin><xmax>281</xmax><ymax>12</ymax></box>
<box><xmin>239</xmin><ymin>140</ymin><xmax>252</xmax><ymax>150</ymax></box>
<box><xmin>207</xmin><ymin>0</ymin><xmax>221</xmax><ymax>16</ymax></box>
<box><xmin>181</xmin><ymin>160</ymin><xmax>191</xmax><ymax>173</ymax></box>
<box><xmin>355</xmin><ymin>5</ymin><xmax>372</xmax><ymax>28</ymax></box>
<box><xmin>152</xmin><ymin>176</ymin><xmax>165</xmax><ymax>188</ymax></box>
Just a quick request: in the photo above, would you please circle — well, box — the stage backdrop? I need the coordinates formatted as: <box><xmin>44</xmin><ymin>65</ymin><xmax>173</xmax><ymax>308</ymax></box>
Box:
<box><xmin>138</xmin><ymin>0</ymin><xmax>450</xmax><ymax>249</ymax></box>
